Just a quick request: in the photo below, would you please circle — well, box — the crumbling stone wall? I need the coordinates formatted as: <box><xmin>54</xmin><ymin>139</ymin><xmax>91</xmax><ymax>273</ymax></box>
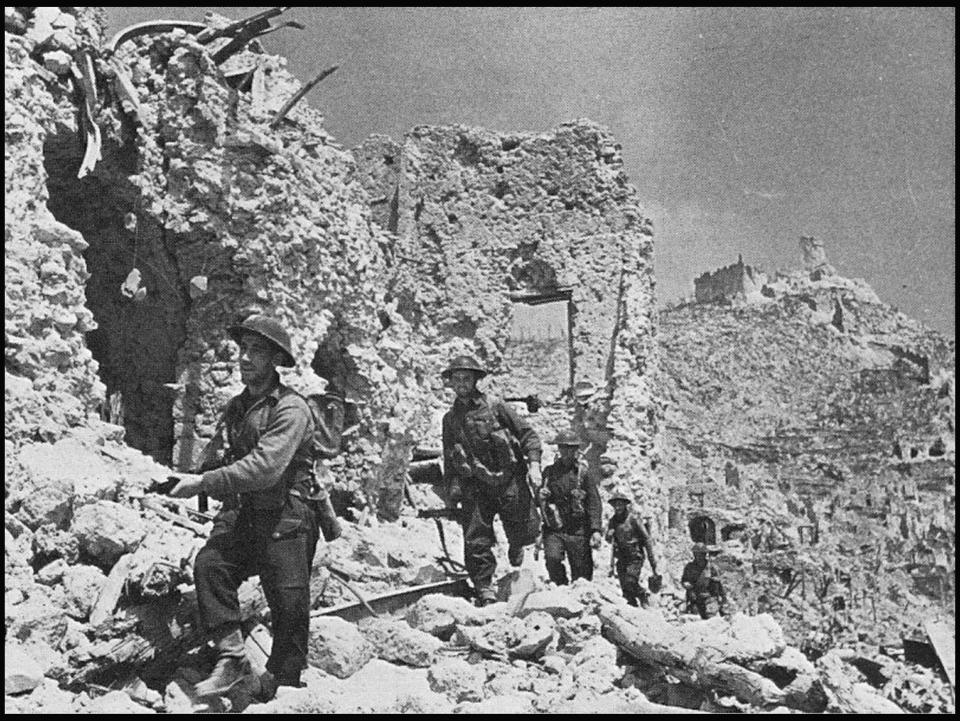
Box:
<box><xmin>5</xmin><ymin>9</ymin><xmax>105</xmax><ymax>444</ymax></box>
<box><xmin>6</xmin><ymin>11</ymin><xmax>439</xmax><ymax>516</ymax></box>
<box><xmin>356</xmin><ymin>122</ymin><xmax>661</xmax><ymax>519</ymax></box>
<box><xmin>694</xmin><ymin>255</ymin><xmax>767</xmax><ymax>304</ymax></box>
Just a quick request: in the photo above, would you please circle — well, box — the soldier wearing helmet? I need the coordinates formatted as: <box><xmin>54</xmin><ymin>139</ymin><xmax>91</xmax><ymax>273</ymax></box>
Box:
<box><xmin>538</xmin><ymin>430</ymin><xmax>602</xmax><ymax>585</ymax></box>
<box><xmin>441</xmin><ymin>354</ymin><xmax>542</xmax><ymax>607</ymax></box>
<box><xmin>605</xmin><ymin>488</ymin><xmax>659</xmax><ymax>607</ymax></box>
<box><xmin>169</xmin><ymin>315</ymin><xmax>317</xmax><ymax>700</ymax></box>
<box><xmin>681</xmin><ymin>542</ymin><xmax>726</xmax><ymax>618</ymax></box>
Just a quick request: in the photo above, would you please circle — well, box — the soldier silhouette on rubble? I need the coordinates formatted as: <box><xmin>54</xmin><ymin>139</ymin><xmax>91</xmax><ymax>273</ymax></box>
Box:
<box><xmin>681</xmin><ymin>542</ymin><xmax>727</xmax><ymax>618</ymax></box>
<box><xmin>441</xmin><ymin>355</ymin><xmax>543</xmax><ymax>606</ymax></box>
<box><xmin>606</xmin><ymin>488</ymin><xmax>660</xmax><ymax>607</ymax></box>
<box><xmin>538</xmin><ymin>430</ymin><xmax>603</xmax><ymax>584</ymax></box>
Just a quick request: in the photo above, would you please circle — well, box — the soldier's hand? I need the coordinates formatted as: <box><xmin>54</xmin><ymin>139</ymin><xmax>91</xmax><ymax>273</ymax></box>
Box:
<box><xmin>590</xmin><ymin>531</ymin><xmax>602</xmax><ymax>549</ymax></box>
<box><xmin>528</xmin><ymin>463</ymin><xmax>541</xmax><ymax>487</ymax></box>
<box><xmin>446</xmin><ymin>483</ymin><xmax>462</xmax><ymax>509</ymax></box>
<box><xmin>537</xmin><ymin>486</ymin><xmax>551</xmax><ymax>504</ymax></box>
<box><xmin>168</xmin><ymin>473</ymin><xmax>205</xmax><ymax>498</ymax></box>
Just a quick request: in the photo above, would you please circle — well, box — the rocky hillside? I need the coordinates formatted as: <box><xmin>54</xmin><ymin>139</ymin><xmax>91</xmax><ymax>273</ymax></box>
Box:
<box><xmin>656</xmin><ymin>263</ymin><xmax>955</xmax><ymax>652</ymax></box>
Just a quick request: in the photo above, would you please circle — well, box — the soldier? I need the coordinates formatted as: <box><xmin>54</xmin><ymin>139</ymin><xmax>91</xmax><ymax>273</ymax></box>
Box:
<box><xmin>681</xmin><ymin>542</ymin><xmax>726</xmax><ymax>618</ymax></box>
<box><xmin>169</xmin><ymin>315</ymin><xmax>318</xmax><ymax>699</ymax></box>
<box><xmin>441</xmin><ymin>355</ymin><xmax>542</xmax><ymax>606</ymax></box>
<box><xmin>605</xmin><ymin>489</ymin><xmax>658</xmax><ymax>607</ymax></box>
<box><xmin>539</xmin><ymin>430</ymin><xmax>602</xmax><ymax>585</ymax></box>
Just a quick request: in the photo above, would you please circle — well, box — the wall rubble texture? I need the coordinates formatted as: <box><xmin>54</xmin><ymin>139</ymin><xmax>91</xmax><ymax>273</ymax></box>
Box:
<box><xmin>355</xmin><ymin>123</ymin><xmax>662</xmax><ymax>519</ymax></box>
<box><xmin>5</xmin><ymin>9</ymin><xmax>106</xmax><ymax>444</ymax></box>
<box><xmin>6</xmin><ymin>11</ymin><xmax>440</xmax><ymax>516</ymax></box>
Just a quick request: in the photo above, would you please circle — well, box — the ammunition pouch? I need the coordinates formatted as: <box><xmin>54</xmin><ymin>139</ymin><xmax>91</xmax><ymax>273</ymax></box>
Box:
<box><xmin>543</xmin><ymin>502</ymin><xmax>564</xmax><ymax>531</ymax></box>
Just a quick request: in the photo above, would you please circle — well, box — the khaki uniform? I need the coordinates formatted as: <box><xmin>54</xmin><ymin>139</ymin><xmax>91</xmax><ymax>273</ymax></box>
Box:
<box><xmin>606</xmin><ymin>511</ymin><xmax>656</xmax><ymax>607</ymax></box>
<box><xmin>541</xmin><ymin>458</ymin><xmax>601</xmax><ymax>584</ymax></box>
<box><xmin>195</xmin><ymin>374</ymin><xmax>318</xmax><ymax>684</ymax></box>
<box><xmin>442</xmin><ymin>391</ymin><xmax>541</xmax><ymax>590</ymax></box>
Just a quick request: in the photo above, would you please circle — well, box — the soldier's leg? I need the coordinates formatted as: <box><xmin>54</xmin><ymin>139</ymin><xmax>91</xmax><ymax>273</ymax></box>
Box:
<box><xmin>618</xmin><ymin>562</ymin><xmax>643</xmax><ymax>606</ymax></box>
<box><xmin>499</xmin><ymin>472</ymin><xmax>541</xmax><ymax>564</ymax></box>
<box><xmin>565</xmin><ymin>533</ymin><xmax>594</xmax><ymax>582</ymax></box>
<box><xmin>193</xmin><ymin>510</ymin><xmax>255</xmax><ymax>696</ymax></box>
<box><xmin>259</xmin><ymin>498</ymin><xmax>319</xmax><ymax>686</ymax></box>
<box><xmin>195</xmin><ymin>509</ymin><xmax>254</xmax><ymax>641</ymax></box>
<box><xmin>461</xmin><ymin>489</ymin><xmax>498</xmax><ymax>601</ymax></box>
<box><xmin>542</xmin><ymin>532</ymin><xmax>569</xmax><ymax>585</ymax></box>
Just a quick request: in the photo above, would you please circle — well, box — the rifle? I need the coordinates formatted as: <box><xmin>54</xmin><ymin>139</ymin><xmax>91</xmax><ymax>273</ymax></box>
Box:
<box><xmin>151</xmin><ymin>417</ymin><xmax>228</xmax><ymax>512</ymax></box>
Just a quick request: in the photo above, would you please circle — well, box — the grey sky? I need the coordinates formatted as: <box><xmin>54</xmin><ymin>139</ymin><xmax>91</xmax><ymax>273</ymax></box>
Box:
<box><xmin>106</xmin><ymin>7</ymin><xmax>955</xmax><ymax>337</ymax></box>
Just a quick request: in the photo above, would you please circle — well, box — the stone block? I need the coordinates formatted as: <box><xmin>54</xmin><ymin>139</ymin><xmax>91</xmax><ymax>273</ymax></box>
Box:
<box><xmin>71</xmin><ymin>500</ymin><xmax>147</xmax><ymax>566</ymax></box>
<box><xmin>5</xmin><ymin>588</ymin><xmax>69</xmax><ymax>646</ymax></box>
<box><xmin>36</xmin><ymin>558</ymin><xmax>68</xmax><ymax>585</ymax></box>
<box><xmin>19</xmin><ymin>638</ymin><xmax>68</xmax><ymax>681</ymax></box>
<box><xmin>427</xmin><ymin>657</ymin><xmax>486</xmax><ymax>703</ymax></box>
<box><xmin>5</xmin><ymin>644</ymin><xmax>44</xmax><ymax>695</ymax></box>
<box><xmin>31</xmin><ymin>524</ymin><xmax>80</xmax><ymax>565</ymax></box>
<box><xmin>509</xmin><ymin>611</ymin><xmax>555</xmax><ymax>660</ymax></box>
<box><xmin>22</xmin><ymin>679</ymin><xmax>74</xmax><ymax>714</ymax></box>
<box><xmin>357</xmin><ymin>617</ymin><xmax>442</xmax><ymax>667</ymax></box>
<box><xmin>307</xmin><ymin>616</ymin><xmax>373</xmax><ymax>679</ymax></box>
<box><xmin>61</xmin><ymin>564</ymin><xmax>107</xmax><ymax>620</ymax></box>
<box><xmin>518</xmin><ymin>588</ymin><xmax>585</xmax><ymax>619</ymax></box>
<box><xmin>404</xmin><ymin>593</ymin><xmax>485</xmax><ymax>639</ymax></box>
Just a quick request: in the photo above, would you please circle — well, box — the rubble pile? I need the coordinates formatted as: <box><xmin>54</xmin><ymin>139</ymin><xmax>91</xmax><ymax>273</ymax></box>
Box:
<box><xmin>657</xmin><ymin>250</ymin><xmax>955</xmax><ymax>654</ymax></box>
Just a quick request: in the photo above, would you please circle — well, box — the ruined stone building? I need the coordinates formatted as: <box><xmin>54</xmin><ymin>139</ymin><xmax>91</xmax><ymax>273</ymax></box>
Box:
<box><xmin>693</xmin><ymin>254</ymin><xmax>767</xmax><ymax>304</ymax></box>
<box><xmin>6</xmin><ymin>9</ymin><xmax>660</xmax><ymax>524</ymax></box>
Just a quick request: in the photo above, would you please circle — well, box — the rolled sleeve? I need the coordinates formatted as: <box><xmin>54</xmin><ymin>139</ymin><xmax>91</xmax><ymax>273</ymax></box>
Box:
<box><xmin>202</xmin><ymin>396</ymin><xmax>312</xmax><ymax>499</ymax></box>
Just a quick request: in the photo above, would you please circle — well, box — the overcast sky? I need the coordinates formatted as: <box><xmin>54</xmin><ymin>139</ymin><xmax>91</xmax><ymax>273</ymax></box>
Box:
<box><xmin>107</xmin><ymin>7</ymin><xmax>955</xmax><ymax>337</ymax></box>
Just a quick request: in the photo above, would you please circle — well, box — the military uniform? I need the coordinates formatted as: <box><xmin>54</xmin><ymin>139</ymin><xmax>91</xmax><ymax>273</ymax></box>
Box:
<box><xmin>541</xmin><ymin>454</ymin><xmax>601</xmax><ymax>585</ymax></box>
<box><xmin>681</xmin><ymin>549</ymin><xmax>725</xmax><ymax>619</ymax></box>
<box><xmin>195</xmin><ymin>371</ymin><xmax>318</xmax><ymax>686</ymax></box>
<box><xmin>606</xmin><ymin>510</ymin><xmax>657</xmax><ymax>607</ymax></box>
<box><xmin>442</xmin><ymin>391</ymin><xmax>541</xmax><ymax>595</ymax></box>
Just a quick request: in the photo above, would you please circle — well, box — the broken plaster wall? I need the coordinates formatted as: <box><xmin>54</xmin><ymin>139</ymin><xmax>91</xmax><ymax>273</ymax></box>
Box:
<box><xmin>7</xmin><ymin>15</ymin><xmax>438</xmax><ymax>517</ymax></box>
<box><xmin>357</xmin><ymin>122</ymin><xmax>663</xmax><ymax>522</ymax></box>
<box><xmin>5</xmin><ymin>10</ymin><xmax>106</xmax><ymax>446</ymax></box>
<box><xmin>100</xmin><ymin>31</ymin><xmax>438</xmax><ymax>512</ymax></box>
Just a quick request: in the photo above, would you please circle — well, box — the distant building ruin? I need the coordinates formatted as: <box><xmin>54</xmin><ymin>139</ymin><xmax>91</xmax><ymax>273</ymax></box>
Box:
<box><xmin>799</xmin><ymin>235</ymin><xmax>836</xmax><ymax>280</ymax></box>
<box><xmin>693</xmin><ymin>254</ymin><xmax>767</xmax><ymax>304</ymax></box>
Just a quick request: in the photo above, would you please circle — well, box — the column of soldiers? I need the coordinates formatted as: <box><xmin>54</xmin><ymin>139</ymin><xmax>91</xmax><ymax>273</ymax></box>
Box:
<box><xmin>166</xmin><ymin>320</ymin><xmax>724</xmax><ymax>702</ymax></box>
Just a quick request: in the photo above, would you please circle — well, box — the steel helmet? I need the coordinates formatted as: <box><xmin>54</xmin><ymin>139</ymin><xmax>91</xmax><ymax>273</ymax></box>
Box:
<box><xmin>551</xmin><ymin>429</ymin><xmax>582</xmax><ymax>446</ymax></box>
<box><xmin>441</xmin><ymin>354</ymin><xmax>488</xmax><ymax>379</ymax></box>
<box><xmin>608</xmin><ymin>488</ymin><xmax>632</xmax><ymax>504</ymax></box>
<box><xmin>227</xmin><ymin>315</ymin><xmax>295</xmax><ymax>367</ymax></box>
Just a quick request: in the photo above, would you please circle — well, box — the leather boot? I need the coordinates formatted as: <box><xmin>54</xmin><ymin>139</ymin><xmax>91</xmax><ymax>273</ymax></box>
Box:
<box><xmin>508</xmin><ymin>544</ymin><xmax>525</xmax><ymax>567</ymax></box>
<box><xmin>474</xmin><ymin>584</ymin><xmax>497</xmax><ymax>607</ymax></box>
<box><xmin>195</xmin><ymin>627</ymin><xmax>250</xmax><ymax>697</ymax></box>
